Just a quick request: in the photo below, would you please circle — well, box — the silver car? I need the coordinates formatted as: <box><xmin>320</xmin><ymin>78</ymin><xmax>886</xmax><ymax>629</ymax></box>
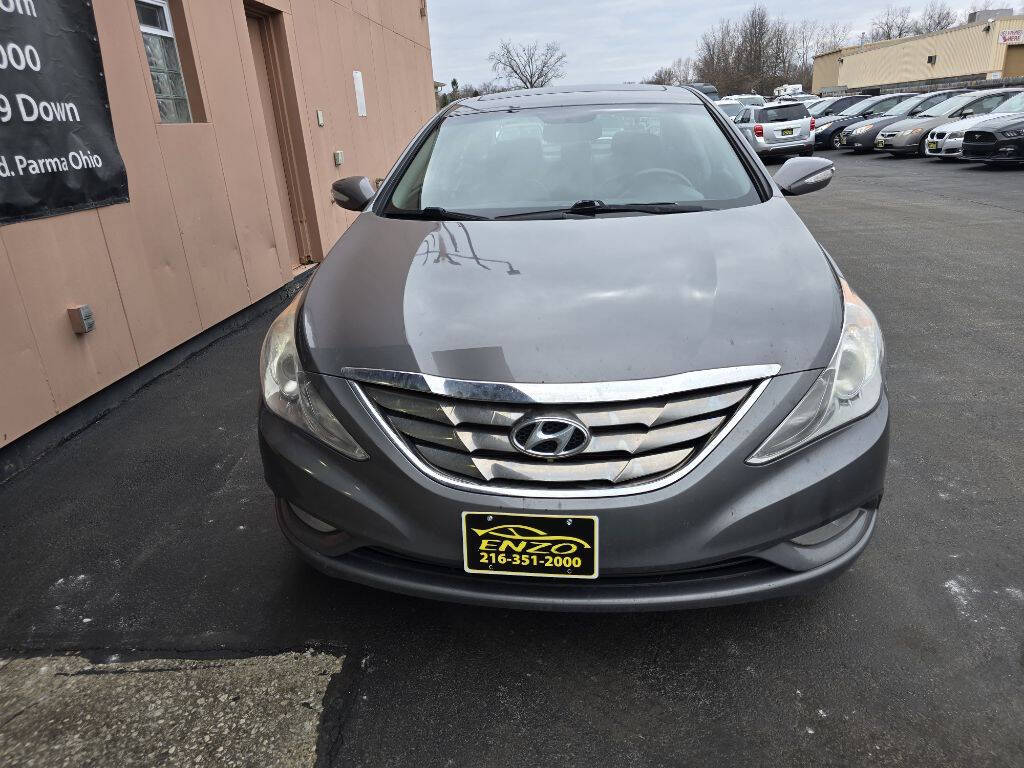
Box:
<box><xmin>734</xmin><ymin>101</ymin><xmax>815</xmax><ymax>158</ymax></box>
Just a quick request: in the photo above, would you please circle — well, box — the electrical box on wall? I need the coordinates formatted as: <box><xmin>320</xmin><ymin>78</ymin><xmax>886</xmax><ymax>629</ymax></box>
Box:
<box><xmin>67</xmin><ymin>305</ymin><xmax>95</xmax><ymax>334</ymax></box>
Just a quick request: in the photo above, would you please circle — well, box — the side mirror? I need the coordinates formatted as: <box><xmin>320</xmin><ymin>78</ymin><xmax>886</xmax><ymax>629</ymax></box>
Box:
<box><xmin>331</xmin><ymin>176</ymin><xmax>376</xmax><ymax>211</ymax></box>
<box><xmin>960</xmin><ymin>108</ymin><xmax>974</xmax><ymax>117</ymax></box>
<box><xmin>773</xmin><ymin>156</ymin><xmax>835</xmax><ymax>197</ymax></box>
<box><xmin>733</xmin><ymin>115</ymin><xmax>744</xmax><ymax>124</ymax></box>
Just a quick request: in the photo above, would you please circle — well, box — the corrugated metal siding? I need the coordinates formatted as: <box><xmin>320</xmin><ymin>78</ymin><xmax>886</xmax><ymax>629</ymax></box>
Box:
<box><xmin>831</xmin><ymin>17</ymin><xmax>1024</xmax><ymax>89</ymax></box>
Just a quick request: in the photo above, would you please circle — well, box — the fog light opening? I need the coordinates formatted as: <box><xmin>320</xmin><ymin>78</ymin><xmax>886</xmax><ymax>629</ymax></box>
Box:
<box><xmin>291</xmin><ymin>504</ymin><xmax>340</xmax><ymax>533</ymax></box>
<box><xmin>789</xmin><ymin>509</ymin><xmax>861</xmax><ymax>547</ymax></box>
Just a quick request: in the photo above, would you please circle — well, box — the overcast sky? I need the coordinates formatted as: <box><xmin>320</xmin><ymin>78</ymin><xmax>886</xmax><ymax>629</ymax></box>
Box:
<box><xmin>427</xmin><ymin>1</ymin><xmax>982</xmax><ymax>87</ymax></box>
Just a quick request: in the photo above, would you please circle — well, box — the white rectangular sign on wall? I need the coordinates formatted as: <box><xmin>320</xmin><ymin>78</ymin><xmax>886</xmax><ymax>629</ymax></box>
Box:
<box><xmin>353</xmin><ymin>71</ymin><xmax>367</xmax><ymax>117</ymax></box>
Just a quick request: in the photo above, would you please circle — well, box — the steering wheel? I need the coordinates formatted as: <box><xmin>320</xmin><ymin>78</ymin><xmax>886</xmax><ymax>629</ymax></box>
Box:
<box><xmin>617</xmin><ymin>167</ymin><xmax>695</xmax><ymax>196</ymax></box>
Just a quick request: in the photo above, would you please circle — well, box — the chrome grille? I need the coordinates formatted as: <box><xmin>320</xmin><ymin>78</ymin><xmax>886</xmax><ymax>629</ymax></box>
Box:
<box><xmin>350</xmin><ymin>369</ymin><xmax>774</xmax><ymax>495</ymax></box>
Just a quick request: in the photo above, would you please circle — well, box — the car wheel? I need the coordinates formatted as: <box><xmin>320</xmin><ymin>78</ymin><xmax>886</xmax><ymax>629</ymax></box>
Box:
<box><xmin>831</xmin><ymin>133</ymin><xmax>842</xmax><ymax>150</ymax></box>
<box><xmin>917</xmin><ymin>137</ymin><xmax>929</xmax><ymax>157</ymax></box>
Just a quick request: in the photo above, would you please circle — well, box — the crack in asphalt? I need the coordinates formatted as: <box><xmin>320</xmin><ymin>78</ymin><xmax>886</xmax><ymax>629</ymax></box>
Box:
<box><xmin>315</xmin><ymin>647</ymin><xmax>371</xmax><ymax>768</ymax></box>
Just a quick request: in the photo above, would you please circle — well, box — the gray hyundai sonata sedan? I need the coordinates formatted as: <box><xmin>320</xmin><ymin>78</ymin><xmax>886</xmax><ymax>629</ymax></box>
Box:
<box><xmin>258</xmin><ymin>85</ymin><xmax>889</xmax><ymax>611</ymax></box>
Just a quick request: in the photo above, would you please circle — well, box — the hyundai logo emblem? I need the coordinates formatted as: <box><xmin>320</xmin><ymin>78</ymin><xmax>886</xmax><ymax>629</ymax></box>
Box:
<box><xmin>510</xmin><ymin>414</ymin><xmax>591</xmax><ymax>458</ymax></box>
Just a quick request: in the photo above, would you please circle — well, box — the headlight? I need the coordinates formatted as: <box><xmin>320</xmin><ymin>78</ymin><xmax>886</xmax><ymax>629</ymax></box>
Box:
<box><xmin>899</xmin><ymin>127</ymin><xmax>924</xmax><ymax>137</ymax></box>
<box><xmin>948</xmin><ymin>131</ymin><xmax>964</xmax><ymax>139</ymax></box>
<box><xmin>748</xmin><ymin>280</ymin><xmax>884</xmax><ymax>464</ymax></box>
<box><xmin>1001</xmin><ymin>129</ymin><xmax>1024</xmax><ymax>138</ymax></box>
<box><xmin>260</xmin><ymin>293</ymin><xmax>368</xmax><ymax>460</ymax></box>
<box><xmin>851</xmin><ymin>124</ymin><xmax>874</xmax><ymax>135</ymax></box>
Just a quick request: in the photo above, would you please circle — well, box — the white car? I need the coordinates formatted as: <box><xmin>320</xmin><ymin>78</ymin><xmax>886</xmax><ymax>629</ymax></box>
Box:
<box><xmin>729</xmin><ymin>93</ymin><xmax>767</xmax><ymax>107</ymax></box>
<box><xmin>925</xmin><ymin>90</ymin><xmax>1024</xmax><ymax>159</ymax></box>
<box><xmin>714</xmin><ymin>98</ymin><xmax>745</xmax><ymax>118</ymax></box>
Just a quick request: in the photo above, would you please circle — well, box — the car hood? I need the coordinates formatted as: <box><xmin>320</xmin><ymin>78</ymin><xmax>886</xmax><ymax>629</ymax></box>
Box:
<box><xmin>845</xmin><ymin>114</ymin><xmax>903</xmax><ymax>132</ymax></box>
<box><xmin>301</xmin><ymin>198</ymin><xmax>842</xmax><ymax>384</ymax></box>
<box><xmin>939</xmin><ymin>111</ymin><xmax>1024</xmax><ymax>133</ymax></box>
<box><xmin>886</xmin><ymin>115</ymin><xmax>952</xmax><ymax>133</ymax></box>
<box><xmin>965</xmin><ymin>113</ymin><xmax>1024</xmax><ymax>132</ymax></box>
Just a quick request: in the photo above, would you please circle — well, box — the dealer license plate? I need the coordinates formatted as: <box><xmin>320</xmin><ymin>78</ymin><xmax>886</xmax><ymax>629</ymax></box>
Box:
<box><xmin>462</xmin><ymin>511</ymin><xmax>598</xmax><ymax>579</ymax></box>
<box><xmin>875</xmin><ymin>138</ymin><xmax>885</xmax><ymax>148</ymax></box>
<box><xmin>781</xmin><ymin>127</ymin><xmax>794</xmax><ymax>136</ymax></box>
<box><xmin>927</xmin><ymin>141</ymin><xmax>939</xmax><ymax>151</ymax></box>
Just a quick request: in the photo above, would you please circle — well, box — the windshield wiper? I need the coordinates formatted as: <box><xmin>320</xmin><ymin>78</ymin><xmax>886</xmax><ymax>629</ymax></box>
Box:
<box><xmin>388</xmin><ymin>206</ymin><xmax>492</xmax><ymax>221</ymax></box>
<box><xmin>497</xmin><ymin>200</ymin><xmax>706</xmax><ymax>219</ymax></box>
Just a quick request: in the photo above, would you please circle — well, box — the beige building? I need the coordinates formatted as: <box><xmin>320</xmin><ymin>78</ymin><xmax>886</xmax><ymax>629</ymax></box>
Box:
<box><xmin>813</xmin><ymin>15</ymin><xmax>1024</xmax><ymax>93</ymax></box>
<box><xmin>0</xmin><ymin>0</ymin><xmax>435</xmax><ymax>450</ymax></box>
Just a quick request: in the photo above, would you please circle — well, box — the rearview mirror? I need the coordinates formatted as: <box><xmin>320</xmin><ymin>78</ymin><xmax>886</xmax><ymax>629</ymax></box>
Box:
<box><xmin>773</xmin><ymin>157</ymin><xmax>835</xmax><ymax>197</ymax></box>
<box><xmin>331</xmin><ymin>176</ymin><xmax>376</xmax><ymax>211</ymax></box>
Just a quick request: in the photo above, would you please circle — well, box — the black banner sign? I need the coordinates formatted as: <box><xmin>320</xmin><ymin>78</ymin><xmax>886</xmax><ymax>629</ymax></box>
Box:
<box><xmin>1</xmin><ymin>0</ymin><xmax>129</xmax><ymax>225</ymax></box>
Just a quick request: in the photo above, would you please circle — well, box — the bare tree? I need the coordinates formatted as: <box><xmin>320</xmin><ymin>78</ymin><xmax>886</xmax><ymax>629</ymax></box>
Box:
<box><xmin>694</xmin><ymin>18</ymin><xmax>737</xmax><ymax>93</ymax></box>
<box><xmin>642</xmin><ymin>58</ymin><xmax>695</xmax><ymax>86</ymax></box>
<box><xmin>793</xmin><ymin>19</ymin><xmax>821</xmax><ymax>70</ymax></box>
<box><xmin>671</xmin><ymin>57</ymin><xmax>694</xmax><ymax>84</ymax></box>
<box><xmin>642</xmin><ymin>66</ymin><xmax>677</xmax><ymax>85</ymax></box>
<box><xmin>816</xmin><ymin>21</ymin><xmax>852</xmax><ymax>53</ymax></box>
<box><xmin>488</xmin><ymin>40</ymin><xmax>567</xmax><ymax>89</ymax></box>
<box><xmin>915</xmin><ymin>0</ymin><xmax>960</xmax><ymax>33</ymax></box>
<box><xmin>870</xmin><ymin>5</ymin><xmax>915</xmax><ymax>41</ymax></box>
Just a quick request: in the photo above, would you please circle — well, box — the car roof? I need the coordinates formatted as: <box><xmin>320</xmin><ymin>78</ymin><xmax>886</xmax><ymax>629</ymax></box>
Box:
<box><xmin>450</xmin><ymin>84</ymin><xmax>703</xmax><ymax>113</ymax></box>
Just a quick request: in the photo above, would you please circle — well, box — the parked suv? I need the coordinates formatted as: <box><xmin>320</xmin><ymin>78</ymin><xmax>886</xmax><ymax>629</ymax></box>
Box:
<box><xmin>259</xmin><ymin>84</ymin><xmax>888</xmax><ymax>611</ymax></box>
<box><xmin>734</xmin><ymin>101</ymin><xmax>815</xmax><ymax>158</ymax></box>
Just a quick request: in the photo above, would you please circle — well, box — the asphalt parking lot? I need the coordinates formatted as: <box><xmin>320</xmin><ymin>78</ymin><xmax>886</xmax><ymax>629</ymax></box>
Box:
<box><xmin>1</xmin><ymin>151</ymin><xmax>1023</xmax><ymax>767</ymax></box>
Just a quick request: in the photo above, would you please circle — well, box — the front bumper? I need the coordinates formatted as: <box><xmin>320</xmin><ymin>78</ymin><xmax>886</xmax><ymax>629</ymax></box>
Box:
<box><xmin>259</xmin><ymin>366</ymin><xmax>890</xmax><ymax>611</ymax></box>
<box><xmin>925</xmin><ymin>136</ymin><xmax>963</xmax><ymax>158</ymax></box>
<box><xmin>839</xmin><ymin>129</ymin><xmax>878</xmax><ymax>151</ymax></box>
<box><xmin>280</xmin><ymin>498</ymin><xmax>878</xmax><ymax>611</ymax></box>
<box><xmin>874</xmin><ymin>133</ymin><xmax>925</xmax><ymax>153</ymax></box>
<box><xmin>962</xmin><ymin>137</ymin><xmax>1024</xmax><ymax>164</ymax></box>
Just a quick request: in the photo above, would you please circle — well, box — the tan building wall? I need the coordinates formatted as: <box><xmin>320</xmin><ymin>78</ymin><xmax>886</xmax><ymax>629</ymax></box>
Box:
<box><xmin>811</xmin><ymin>39</ymin><xmax>905</xmax><ymax>93</ymax></box>
<box><xmin>0</xmin><ymin>0</ymin><xmax>436</xmax><ymax>448</ymax></box>
<box><xmin>813</xmin><ymin>17</ymin><xmax>1024</xmax><ymax>91</ymax></box>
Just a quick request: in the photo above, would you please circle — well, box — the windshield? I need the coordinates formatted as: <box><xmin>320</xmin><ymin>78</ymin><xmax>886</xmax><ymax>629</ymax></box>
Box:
<box><xmin>384</xmin><ymin>104</ymin><xmax>761</xmax><ymax>218</ymax></box>
<box><xmin>883</xmin><ymin>95</ymin><xmax>927</xmax><ymax>116</ymax></box>
<box><xmin>716</xmin><ymin>102</ymin><xmax>744</xmax><ymax>117</ymax></box>
<box><xmin>808</xmin><ymin>99</ymin><xmax>834</xmax><ymax>116</ymax></box>
<box><xmin>994</xmin><ymin>92</ymin><xmax>1024</xmax><ymax>113</ymax></box>
<box><xmin>921</xmin><ymin>92</ymin><xmax>978</xmax><ymax>117</ymax></box>
<box><xmin>839</xmin><ymin>98</ymin><xmax>877</xmax><ymax>116</ymax></box>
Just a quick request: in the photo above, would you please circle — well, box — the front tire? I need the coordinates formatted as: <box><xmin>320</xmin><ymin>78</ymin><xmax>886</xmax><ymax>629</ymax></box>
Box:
<box><xmin>917</xmin><ymin>137</ymin><xmax>929</xmax><ymax>157</ymax></box>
